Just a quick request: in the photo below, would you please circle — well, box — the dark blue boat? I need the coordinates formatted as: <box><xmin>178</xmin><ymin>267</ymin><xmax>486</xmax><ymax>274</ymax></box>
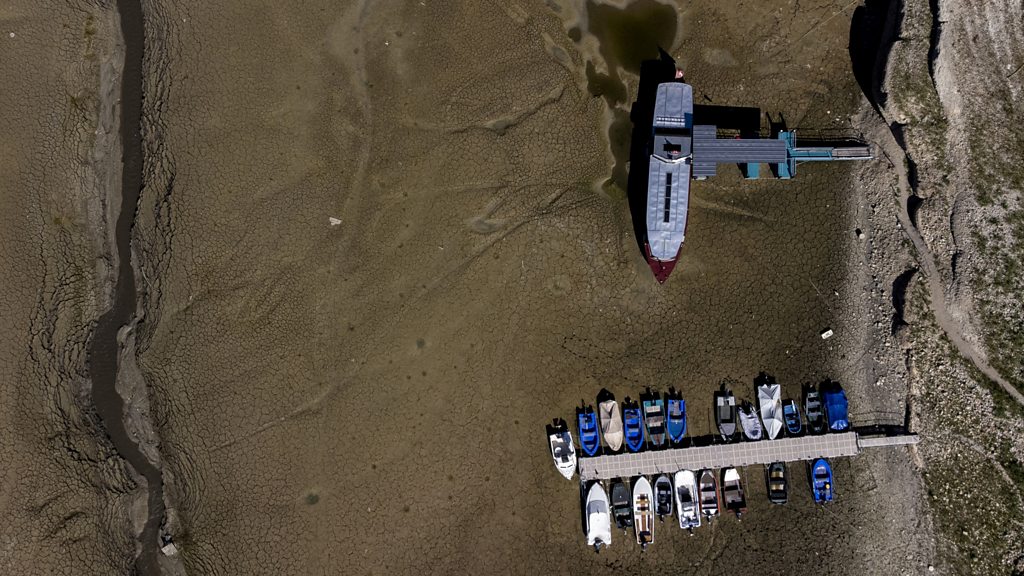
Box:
<box><xmin>576</xmin><ymin>405</ymin><xmax>601</xmax><ymax>457</ymax></box>
<box><xmin>783</xmin><ymin>399</ymin><xmax>802</xmax><ymax>436</ymax></box>
<box><xmin>623</xmin><ymin>401</ymin><xmax>645</xmax><ymax>453</ymax></box>
<box><xmin>666</xmin><ymin>394</ymin><xmax>687</xmax><ymax>444</ymax></box>
<box><xmin>811</xmin><ymin>458</ymin><xmax>834</xmax><ymax>503</ymax></box>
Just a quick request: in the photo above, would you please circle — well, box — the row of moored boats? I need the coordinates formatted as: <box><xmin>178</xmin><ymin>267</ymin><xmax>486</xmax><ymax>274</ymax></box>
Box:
<box><xmin>582</xmin><ymin>459</ymin><xmax>835</xmax><ymax>551</ymax></box>
<box><xmin>552</xmin><ymin>380</ymin><xmax>850</xmax><ymax>477</ymax></box>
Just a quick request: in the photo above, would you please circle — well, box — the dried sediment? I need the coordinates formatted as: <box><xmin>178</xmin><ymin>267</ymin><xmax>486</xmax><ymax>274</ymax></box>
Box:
<box><xmin>859</xmin><ymin>0</ymin><xmax>1024</xmax><ymax>572</ymax></box>
<box><xmin>0</xmin><ymin>1</ymin><xmax>141</xmax><ymax>573</ymax></box>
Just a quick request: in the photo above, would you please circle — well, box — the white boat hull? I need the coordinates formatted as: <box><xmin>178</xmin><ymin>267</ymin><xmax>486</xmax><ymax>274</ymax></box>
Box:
<box><xmin>674</xmin><ymin>470</ymin><xmax>701</xmax><ymax>531</ymax></box>
<box><xmin>586</xmin><ymin>483</ymin><xmax>612</xmax><ymax>550</ymax></box>
<box><xmin>633</xmin><ymin>477</ymin><xmax>654</xmax><ymax>548</ymax></box>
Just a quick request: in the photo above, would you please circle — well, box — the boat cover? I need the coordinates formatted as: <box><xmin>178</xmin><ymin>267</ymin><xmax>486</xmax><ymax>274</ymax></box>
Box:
<box><xmin>758</xmin><ymin>384</ymin><xmax>784</xmax><ymax>439</ymax></box>
<box><xmin>823</xmin><ymin>389</ymin><xmax>850</xmax><ymax>431</ymax></box>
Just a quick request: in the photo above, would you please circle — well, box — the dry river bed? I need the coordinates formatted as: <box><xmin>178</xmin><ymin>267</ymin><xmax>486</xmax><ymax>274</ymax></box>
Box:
<box><xmin>0</xmin><ymin>0</ymin><xmax>952</xmax><ymax>574</ymax></box>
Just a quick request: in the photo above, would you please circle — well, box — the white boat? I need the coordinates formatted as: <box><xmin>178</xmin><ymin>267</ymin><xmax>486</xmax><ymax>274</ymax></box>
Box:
<box><xmin>633</xmin><ymin>477</ymin><xmax>654</xmax><ymax>549</ymax></box>
<box><xmin>674</xmin><ymin>470</ymin><xmax>701</xmax><ymax>532</ymax></box>
<box><xmin>598</xmin><ymin>399</ymin><xmax>624</xmax><ymax>452</ymax></box>
<box><xmin>548</xmin><ymin>425</ymin><xmax>576</xmax><ymax>480</ymax></box>
<box><xmin>585</xmin><ymin>482</ymin><xmax>612</xmax><ymax>552</ymax></box>
<box><xmin>738</xmin><ymin>402</ymin><xmax>763</xmax><ymax>441</ymax></box>
<box><xmin>758</xmin><ymin>383</ymin><xmax>784</xmax><ymax>440</ymax></box>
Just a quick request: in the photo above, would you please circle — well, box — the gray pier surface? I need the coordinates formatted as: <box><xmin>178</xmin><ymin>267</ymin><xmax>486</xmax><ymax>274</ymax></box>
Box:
<box><xmin>578</xmin><ymin>432</ymin><xmax>920</xmax><ymax>481</ymax></box>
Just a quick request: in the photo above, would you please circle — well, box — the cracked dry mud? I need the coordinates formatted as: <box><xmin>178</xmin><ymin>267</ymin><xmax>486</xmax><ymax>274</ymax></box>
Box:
<box><xmin>123</xmin><ymin>0</ymin><xmax>932</xmax><ymax>573</ymax></box>
<box><xmin>13</xmin><ymin>0</ymin><xmax>1024</xmax><ymax>574</ymax></box>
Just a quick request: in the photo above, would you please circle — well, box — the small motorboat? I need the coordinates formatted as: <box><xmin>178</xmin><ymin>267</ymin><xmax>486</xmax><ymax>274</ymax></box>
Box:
<box><xmin>633</xmin><ymin>477</ymin><xmax>655</xmax><ymax>550</ymax></box>
<box><xmin>610</xmin><ymin>480</ymin><xmax>633</xmax><ymax>530</ymax></box>
<box><xmin>548</xmin><ymin>420</ymin><xmax>576</xmax><ymax>480</ymax></box>
<box><xmin>714</xmin><ymin>386</ymin><xmax>737</xmax><ymax>441</ymax></box>
<box><xmin>822</xmin><ymin>383</ymin><xmax>850</xmax><ymax>432</ymax></box>
<box><xmin>642</xmin><ymin>394</ymin><xmax>667</xmax><ymax>449</ymax></box>
<box><xmin>674</xmin><ymin>470</ymin><xmax>701</xmax><ymax>532</ymax></box>
<box><xmin>757</xmin><ymin>381</ymin><xmax>784</xmax><ymax>440</ymax></box>
<box><xmin>577</xmin><ymin>405</ymin><xmax>602</xmax><ymax>457</ymax></box>
<box><xmin>805</xmin><ymin>384</ymin><xmax>826</xmax><ymax>435</ymax></box>
<box><xmin>654</xmin><ymin>475</ymin><xmax>673</xmax><ymax>520</ymax></box>
<box><xmin>666</xmin><ymin>392</ymin><xmax>687</xmax><ymax>445</ymax></box>
<box><xmin>738</xmin><ymin>401</ymin><xmax>763</xmax><ymax>441</ymax></box>
<box><xmin>623</xmin><ymin>400</ymin><xmax>646</xmax><ymax>453</ymax></box>
<box><xmin>783</xmin><ymin>399</ymin><xmax>802</xmax><ymax>436</ymax></box>
<box><xmin>698</xmin><ymin>469</ymin><xmax>720</xmax><ymax>521</ymax></box>
<box><xmin>585</xmin><ymin>482</ymin><xmax>612</xmax><ymax>552</ymax></box>
<box><xmin>766</xmin><ymin>461</ymin><xmax>788</xmax><ymax>504</ymax></box>
<box><xmin>812</xmin><ymin>458</ymin><xmax>834</xmax><ymax>503</ymax></box>
<box><xmin>598</xmin><ymin>398</ymin><xmax>624</xmax><ymax>452</ymax></box>
<box><xmin>721</xmin><ymin>468</ymin><xmax>747</xmax><ymax>518</ymax></box>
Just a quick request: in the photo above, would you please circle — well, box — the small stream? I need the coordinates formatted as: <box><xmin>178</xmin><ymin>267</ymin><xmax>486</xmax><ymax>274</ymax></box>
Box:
<box><xmin>87</xmin><ymin>0</ymin><xmax>164</xmax><ymax>573</ymax></box>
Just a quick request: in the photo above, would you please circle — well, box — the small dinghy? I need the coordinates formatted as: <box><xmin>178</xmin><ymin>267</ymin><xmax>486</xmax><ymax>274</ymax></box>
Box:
<box><xmin>757</xmin><ymin>382</ymin><xmax>784</xmax><ymax>440</ymax></box>
<box><xmin>611</xmin><ymin>480</ymin><xmax>633</xmax><ymax>530</ymax></box>
<box><xmin>585</xmin><ymin>482</ymin><xmax>612</xmax><ymax>552</ymax></box>
<box><xmin>577</xmin><ymin>405</ymin><xmax>601</xmax><ymax>457</ymax></box>
<box><xmin>666</xmin><ymin>392</ymin><xmax>687</xmax><ymax>445</ymax></box>
<box><xmin>642</xmin><ymin>394</ymin><xmax>667</xmax><ymax>449</ymax></box>
<box><xmin>547</xmin><ymin>420</ymin><xmax>576</xmax><ymax>480</ymax></box>
<box><xmin>721</xmin><ymin>467</ymin><xmax>747</xmax><ymax>518</ymax></box>
<box><xmin>783</xmin><ymin>399</ymin><xmax>802</xmax><ymax>436</ymax></box>
<box><xmin>598</xmin><ymin>398</ymin><xmax>624</xmax><ymax>452</ymax></box>
<box><xmin>766</xmin><ymin>461</ymin><xmax>788</xmax><ymax>504</ymax></box>
<box><xmin>654</xmin><ymin>475</ymin><xmax>673</xmax><ymax>520</ymax></box>
<box><xmin>738</xmin><ymin>401</ymin><xmax>763</xmax><ymax>441</ymax></box>
<box><xmin>633</xmin><ymin>477</ymin><xmax>655</xmax><ymax>550</ymax></box>
<box><xmin>812</xmin><ymin>458</ymin><xmax>834</xmax><ymax>503</ymax></box>
<box><xmin>805</xmin><ymin>384</ymin><xmax>826</xmax><ymax>435</ymax></box>
<box><xmin>623</xmin><ymin>400</ymin><xmax>646</xmax><ymax>453</ymax></box>
<box><xmin>674</xmin><ymin>470</ymin><xmax>701</xmax><ymax>532</ymax></box>
<box><xmin>714</xmin><ymin>386</ymin><xmax>737</xmax><ymax>441</ymax></box>
<box><xmin>698</xmin><ymin>469</ymin><xmax>720</xmax><ymax>521</ymax></box>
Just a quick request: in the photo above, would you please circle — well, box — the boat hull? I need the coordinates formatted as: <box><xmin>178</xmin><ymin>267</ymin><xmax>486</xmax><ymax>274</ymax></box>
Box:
<box><xmin>633</xmin><ymin>477</ymin><xmax>655</xmax><ymax>548</ymax></box>
<box><xmin>674</xmin><ymin>470</ymin><xmax>701</xmax><ymax>531</ymax></box>
<box><xmin>644</xmin><ymin>242</ymin><xmax>680</xmax><ymax>284</ymax></box>
<box><xmin>624</xmin><ymin>405</ymin><xmax>645</xmax><ymax>453</ymax></box>
<box><xmin>666</xmin><ymin>397</ymin><xmax>687</xmax><ymax>444</ymax></box>
<box><xmin>577</xmin><ymin>409</ymin><xmax>601</xmax><ymax>457</ymax></box>
<box><xmin>586</xmin><ymin>483</ymin><xmax>612</xmax><ymax>551</ymax></box>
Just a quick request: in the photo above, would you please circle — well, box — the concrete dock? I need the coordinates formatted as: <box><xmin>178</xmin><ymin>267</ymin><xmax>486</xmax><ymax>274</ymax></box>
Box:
<box><xmin>577</xmin><ymin>432</ymin><xmax>919</xmax><ymax>481</ymax></box>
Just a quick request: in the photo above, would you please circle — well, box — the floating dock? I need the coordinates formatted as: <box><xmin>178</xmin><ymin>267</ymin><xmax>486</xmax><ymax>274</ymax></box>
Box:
<box><xmin>577</xmin><ymin>432</ymin><xmax>919</xmax><ymax>481</ymax></box>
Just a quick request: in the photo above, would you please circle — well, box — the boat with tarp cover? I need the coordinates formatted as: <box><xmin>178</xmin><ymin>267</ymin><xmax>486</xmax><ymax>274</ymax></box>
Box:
<box><xmin>758</xmin><ymin>382</ymin><xmax>784</xmax><ymax>440</ymax></box>
<box><xmin>598</xmin><ymin>396</ymin><xmax>624</xmax><ymax>452</ymax></box>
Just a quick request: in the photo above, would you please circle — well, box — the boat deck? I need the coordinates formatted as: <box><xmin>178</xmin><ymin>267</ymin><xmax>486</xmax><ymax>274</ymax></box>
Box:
<box><xmin>577</xmin><ymin>432</ymin><xmax>919</xmax><ymax>481</ymax></box>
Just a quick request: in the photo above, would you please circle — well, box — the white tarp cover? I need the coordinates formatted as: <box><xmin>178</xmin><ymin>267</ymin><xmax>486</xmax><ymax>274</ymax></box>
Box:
<box><xmin>758</xmin><ymin>385</ymin><xmax>784</xmax><ymax>440</ymax></box>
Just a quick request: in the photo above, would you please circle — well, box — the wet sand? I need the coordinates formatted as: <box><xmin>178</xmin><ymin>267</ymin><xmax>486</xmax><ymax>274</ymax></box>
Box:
<box><xmin>128</xmin><ymin>0</ymin><xmax>932</xmax><ymax>573</ymax></box>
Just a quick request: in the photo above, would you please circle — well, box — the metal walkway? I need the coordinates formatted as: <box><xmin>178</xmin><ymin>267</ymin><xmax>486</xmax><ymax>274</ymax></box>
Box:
<box><xmin>577</xmin><ymin>432</ymin><xmax>919</xmax><ymax>481</ymax></box>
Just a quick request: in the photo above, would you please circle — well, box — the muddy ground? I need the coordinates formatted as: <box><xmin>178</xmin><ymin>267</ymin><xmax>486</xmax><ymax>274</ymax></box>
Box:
<box><xmin>125</xmin><ymin>0</ymin><xmax>933</xmax><ymax>574</ymax></box>
<box><xmin>0</xmin><ymin>1</ymin><xmax>141</xmax><ymax>574</ymax></box>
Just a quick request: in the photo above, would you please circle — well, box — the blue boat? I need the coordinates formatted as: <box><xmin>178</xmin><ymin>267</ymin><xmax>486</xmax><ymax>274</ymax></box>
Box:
<box><xmin>783</xmin><ymin>399</ymin><xmax>802</xmax><ymax>436</ymax></box>
<box><xmin>623</xmin><ymin>401</ymin><xmax>645</xmax><ymax>453</ymax></box>
<box><xmin>576</xmin><ymin>405</ymin><xmax>601</xmax><ymax>457</ymax></box>
<box><xmin>811</xmin><ymin>458</ymin><xmax>834</xmax><ymax>503</ymax></box>
<box><xmin>666</xmin><ymin>394</ymin><xmax>687</xmax><ymax>445</ymax></box>
<box><xmin>822</xmin><ymin>385</ymin><xmax>850</xmax><ymax>432</ymax></box>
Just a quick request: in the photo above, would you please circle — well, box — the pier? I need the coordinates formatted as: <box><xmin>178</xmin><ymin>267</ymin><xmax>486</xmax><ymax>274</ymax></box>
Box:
<box><xmin>577</xmin><ymin>432</ymin><xmax>919</xmax><ymax>481</ymax></box>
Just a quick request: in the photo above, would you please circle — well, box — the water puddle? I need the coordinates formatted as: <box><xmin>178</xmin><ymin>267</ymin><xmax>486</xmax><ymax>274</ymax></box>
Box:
<box><xmin>567</xmin><ymin>0</ymin><xmax>678</xmax><ymax>191</ymax></box>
